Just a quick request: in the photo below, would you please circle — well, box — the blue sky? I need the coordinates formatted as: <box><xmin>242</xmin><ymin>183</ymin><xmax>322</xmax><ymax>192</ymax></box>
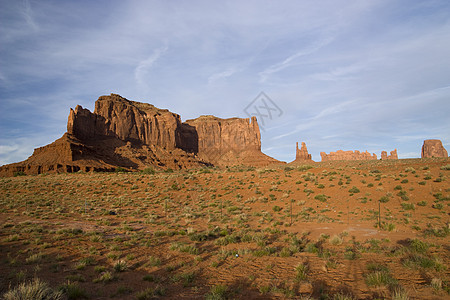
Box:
<box><xmin>1</xmin><ymin>0</ymin><xmax>449</xmax><ymax>165</ymax></box>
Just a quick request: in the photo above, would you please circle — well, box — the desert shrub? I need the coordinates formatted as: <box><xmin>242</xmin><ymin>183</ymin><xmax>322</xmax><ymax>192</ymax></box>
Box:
<box><xmin>440</xmin><ymin>164</ymin><xmax>450</xmax><ymax>170</ymax></box>
<box><xmin>170</xmin><ymin>242</ymin><xmax>200</xmax><ymax>254</ymax></box>
<box><xmin>379</xmin><ymin>195</ymin><xmax>390</xmax><ymax>203</ymax></box>
<box><xmin>333</xmin><ymin>292</ymin><xmax>355</xmax><ymax>300</ymax></box>
<box><xmin>297</xmin><ymin>165</ymin><xmax>313</xmax><ymax>171</ymax></box>
<box><xmin>136</xmin><ymin>286</ymin><xmax>165</xmax><ymax>299</ymax></box>
<box><xmin>314</xmin><ymin>194</ymin><xmax>328</xmax><ymax>202</ymax></box>
<box><xmin>13</xmin><ymin>171</ymin><xmax>26</xmax><ymax>177</ymax></box>
<box><xmin>93</xmin><ymin>271</ymin><xmax>115</xmax><ymax>283</ymax></box>
<box><xmin>205</xmin><ymin>284</ymin><xmax>228</xmax><ymax>300</ymax></box>
<box><xmin>391</xmin><ymin>287</ymin><xmax>409</xmax><ymax>300</ymax></box>
<box><xmin>348</xmin><ymin>186</ymin><xmax>360</xmax><ymax>193</ymax></box>
<box><xmin>58</xmin><ymin>282</ymin><xmax>87</xmax><ymax>299</ymax></box>
<box><xmin>295</xmin><ymin>263</ymin><xmax>308</xmax><ymax>281</ymax></box>
<box><xmin>114</xmin><ymin>260</ymin><xmax>128</xmax><ymax>272</ymax></box>
<box><xmin>403</xmin><ymin>254</ymin><xmax>445</xmax><ymax>271</ymax></box>
<box><xmin>401</xmin><ymin>203</ymin><xmax>415</xmax><ymax>211</ymax></box>
<box><xmin>272</xmin><ymin>205</ymin><xmax>282</xmax><ymax>212</ymax></box>
<box><xmin>3</xmin><ymin>278</ymin><xmax>63</xmax><ymax>300</ymax></box>
<box><xmin>279</xmin><ymin>247</ymin><xmax>293</xmax><ymax>257</ymax></box>
<box><xmin>423</xmin><ymin>225</ymin><xmax>449</xmax><ymax>238</ymax></box>
<box><xmin>408</xmin><ymin>239</ymin><xmax>429</xmax><ymax>253</ymax></box>
<box><xmin>142</xmin><ymin>167</ymin><xmax>155</xmax><ymax>174</ymax></box>
<box><xmin>330</xmin><ymin>235</ymin><xmax>343</xmax><ymax>245</ymax></box>
<box><xmin>172</xmin><ymin>271</ymin><xmax>196</xmax><ymax>287</ymax></box>
<box><xmin>431</xmin><ymin>278</ymin><xmax>442</xmax><ymax>291</ymax></box>
<box><xmin>365</xmin><ymin>271</ymin><xmax>397</xmax><ymax>287</ymax></box>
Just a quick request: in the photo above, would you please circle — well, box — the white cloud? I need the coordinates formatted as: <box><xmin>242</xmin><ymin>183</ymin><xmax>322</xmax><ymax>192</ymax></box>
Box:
<box><xmin>134</xmin><ymin>45</ymin><xmax>169</xmax><ymax>88</ymax></box>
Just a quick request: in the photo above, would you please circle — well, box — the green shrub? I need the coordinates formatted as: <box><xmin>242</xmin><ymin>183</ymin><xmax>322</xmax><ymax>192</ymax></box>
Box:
<box><xmin>379</xmin><ymin>196</ymin><xmax>390</xmax><ymax>203</ymax></box>
<box><xmin>58</xmin><ymin>282</ymin><xmax>87</xmax><ymax>300</ymax></box>
<box><xmin>142</xmin><ymin>167</ymin><xmax>155</xmax><ymax>174</ymax></box>
<box><xmin>297</xmin><ymin>165</ymin><xmax>313</xmax><ymax>171</ymax></box>
<box><xmin>365</xmin><ymin>271</ymin><xmax>397</xmax><ymax>287</ymax></box>
<box><xmin>401</xmin><ymin>203</ymin><xmax>415</xmax><ymax>211</ymax></box>
<box><xmin>114</xmin><ymin>260</ymin><xmax>128</xmax><ymax>272</ymax></box>
<box><xmin>314</xmin><ymin>194</ymin><xmax>328</xmax><ymax>202</ymax></box>
<box><xmin>348</xmin><ymin>186</ymin><xmax>360</xmax><ymax>193</ymax></box>
<box><xmin>330</xmin><ymin>235</ymin><xmax>343</xmax><ymax>245</ymax></box>
<box><xmin>409</xmin><ymin>239</ymin><xmax>429</xmax><ymax>254</ymax></box>
<box><xmin>206</xmin><ymin>284</ymin><xmax>228</xmax><ymax>300</ymax></box>
<box><xmin>295</xmin><ymin>263</ymin><xmax>308</xmax><ymax>281</ymax></box>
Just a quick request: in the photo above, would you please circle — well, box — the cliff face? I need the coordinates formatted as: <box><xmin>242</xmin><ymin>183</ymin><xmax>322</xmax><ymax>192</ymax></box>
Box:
<box><xmin>421</xmin><ymin>139</ymin><xmax>448</xmax><ymax>158</ymax></box>
<box><xmin>185</xmin><ymin>115</ymin><xmax>261</xmax><ymax>152</ymax></box>
<box><xmin>68</xmin><ymin>94</ymin><xmax>183</xmax><ymax>150</ymax></box>
<box><xmin>1</xmin><ymin>94</ymin><xmax>279</xmax><ymax>176</ymax></box>
<box><xmin>183</xmin><ymin>115</ymin><xmax>278</xmax><ymax>166</ymax></box>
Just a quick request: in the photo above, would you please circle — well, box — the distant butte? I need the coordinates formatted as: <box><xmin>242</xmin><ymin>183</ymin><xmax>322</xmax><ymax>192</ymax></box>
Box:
<box><xmin>293</xmin><ymin>142</ymin><xmax>313</xmax><ymax>162</ymax></box>
<box><xmin>0</xmin><ymin>94</ymin><xmax>280</xmax><ymax>176</ymax></box>
<box><xmin>421</xmin><ymin>139</ymin><xmax>448</xmax><ymax>158</ymax></box>
<box><xmin>320</xmin><ymin>150</ymin><xmax>377</xmax><ymax>161</ymax></box>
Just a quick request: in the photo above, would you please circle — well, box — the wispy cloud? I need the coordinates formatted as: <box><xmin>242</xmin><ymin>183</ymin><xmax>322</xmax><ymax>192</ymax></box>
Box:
<box><xmin>21</xmin><ymin>0</ymin><xmax>38</xmax><ymax>31</ymax></box>
<box><xmin>258</xmin><ymin>36</ymin><xmax>335</xmax><ymax>83</ymax></box>
<box><xmin>134</xmin><ymin>45</ymin><xmax>169</xmax><ymax>88</ymax></box>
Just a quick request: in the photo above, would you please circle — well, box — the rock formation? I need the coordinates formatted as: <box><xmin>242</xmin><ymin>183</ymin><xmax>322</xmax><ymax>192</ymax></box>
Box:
<box><xmin>320</xmin><ymin>150</ymin><xmax>377</xmax><ymax>162</ymax></box>
<box><xmin>421</xmin><ymin>139</ymin><xmax>448</xmax><ymax>158</ymax></box>
<box><xmin>294</xmin><ymin>142</ymin><xmax>312</xmax><ymax>161</ymax></box>
<box><xmin>0</xmin><ymin>94</ymin><xmax>280</xmax><ymax>176</ymax></box>
<box><xmin>381</xmin><ymin>149</ymin><xmax>398</xmax><ymax>160</ymax></box>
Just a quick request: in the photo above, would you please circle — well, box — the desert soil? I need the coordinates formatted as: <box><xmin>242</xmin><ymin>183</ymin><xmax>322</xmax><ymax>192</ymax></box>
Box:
<box><xmin>0</xmin><ymin>158</ymin><xmax>449</xmax><ymax>299</ymax></box>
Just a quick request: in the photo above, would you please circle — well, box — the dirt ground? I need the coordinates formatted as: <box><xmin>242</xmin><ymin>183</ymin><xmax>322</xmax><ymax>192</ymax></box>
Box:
<box><xmin>1</xmin><ymin>158</ymin><xmax>449</xmax><ymax>299</ymax></box>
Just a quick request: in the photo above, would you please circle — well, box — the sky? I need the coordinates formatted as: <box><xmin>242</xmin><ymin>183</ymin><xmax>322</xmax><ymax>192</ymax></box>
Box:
<box><xmin>1</xmin><ymin>0</ymin><xmax>449</xmax><ymax>165</ymax></box>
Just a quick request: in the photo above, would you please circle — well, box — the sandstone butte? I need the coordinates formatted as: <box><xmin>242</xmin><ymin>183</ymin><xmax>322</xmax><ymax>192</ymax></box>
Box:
<box><xmin>0</xmin><ymin>94</ymin><xmax>280</xmax><ymax>176</ymax></box>
<box><xmin>421</xmin><ymin>139</ymin><xmax>448</xmax><ymax>158</ymax></box>
<box><xmin>293</xmin><ymin>142</ymin><xmax>313</xmax><ymax>162</ymax></box>
<box><xmin>381</xmin><ymin>149</ymin><xmax>398</xmax><ymax>160</ymax></box>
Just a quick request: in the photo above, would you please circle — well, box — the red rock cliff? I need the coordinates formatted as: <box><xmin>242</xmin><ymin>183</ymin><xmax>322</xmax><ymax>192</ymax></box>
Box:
<box><xmin>68</xmin><ymin>94</ymin><xmax>183</xmax><ymax>150</ymax></box>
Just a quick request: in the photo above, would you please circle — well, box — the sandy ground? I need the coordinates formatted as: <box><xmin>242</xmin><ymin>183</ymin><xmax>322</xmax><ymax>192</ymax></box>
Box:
<box><xmin>0</xmin><ymin>158</ymin><xmax>449</xmax><ymax>299</ymax></box>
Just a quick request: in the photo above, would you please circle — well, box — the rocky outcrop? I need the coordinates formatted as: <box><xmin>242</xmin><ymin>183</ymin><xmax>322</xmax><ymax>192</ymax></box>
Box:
<box><xmin>421</xmin><ymin>139</ymin><xmax>448</xmax><ymax>158</ymax></box>
<box><xmin>184</xmin><ymin>115</ymin><xmax>278</xmax><ymax>166</ymax></box>
<box><xmin>294</xmin><ymin>142</ymin><xmax>312</xmax><ymax>161</ymax></box>
<box><xmin>0</xmin><ymin>94</ymin><xmax>280</xmax><ymax>176</ymax></box>
<box><xmin>320</xmin><ymin>150</ymin><xmax>377</xmax><ymax>161</ymax></box>
<box><xmin>68</xmin><ymin>94</ymin><xmax>183</xmax><ymax>149</ymax></box>
<box><xmin>381</xmin><ymin>149</ymin><xmax>398</xmax><ymax>160</ymax></box>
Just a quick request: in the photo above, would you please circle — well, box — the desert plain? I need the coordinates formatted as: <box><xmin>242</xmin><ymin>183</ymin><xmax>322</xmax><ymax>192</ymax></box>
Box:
<box><xmin>1</xmin><ymin>158</ymin><xmax>449</xmax><ymax>299</ymax></box>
